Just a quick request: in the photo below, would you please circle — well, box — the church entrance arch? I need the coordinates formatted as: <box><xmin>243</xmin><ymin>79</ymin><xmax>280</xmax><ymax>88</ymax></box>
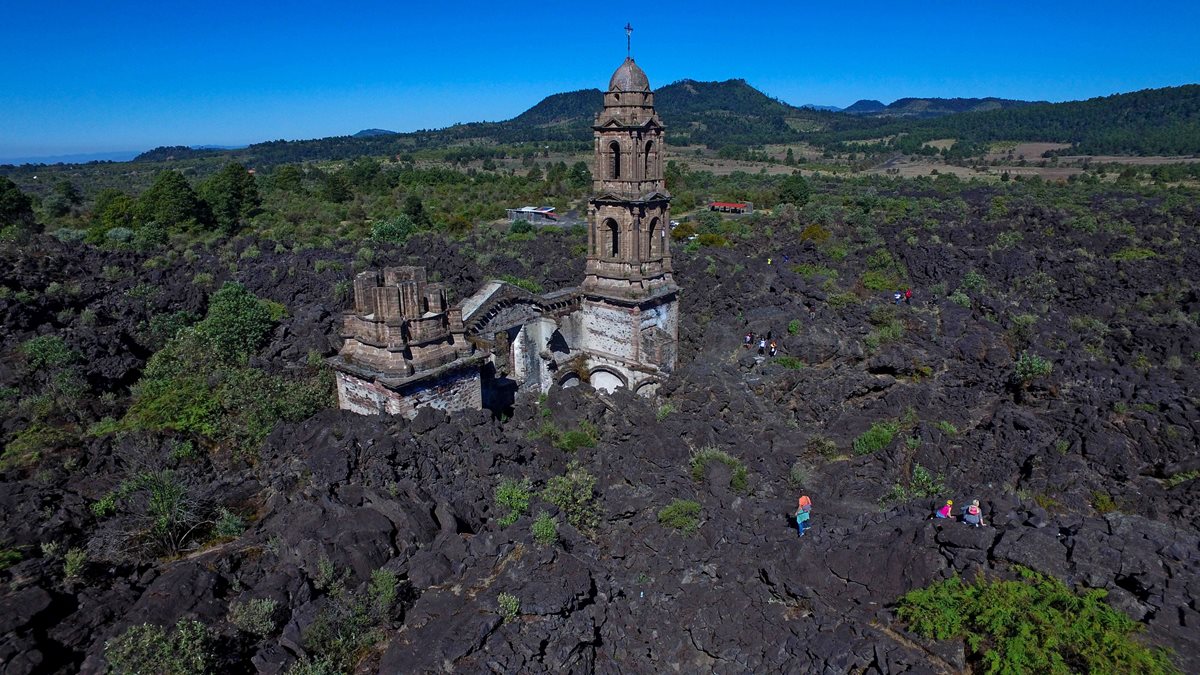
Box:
<box><xmin>588</xmin><ymin>367</ymin><xmax>626</xmax><ymax>393</ymax></box>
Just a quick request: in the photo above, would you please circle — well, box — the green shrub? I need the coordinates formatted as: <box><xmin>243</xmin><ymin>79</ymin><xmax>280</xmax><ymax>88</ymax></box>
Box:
<box><xmin>541</xmin><ymin>461</ymin><xmax>599</xmax><ymax>530</ymax></box>
<box><xmin>0</xmin><ymin>548</ymin><xmax>22</xmax><ymax>570</ymax></box>
<box><xmin>806</xmin><ymin>436</ymin><xmax>839</xmax><ymax>459</ymax></box>
<box><xmin>508</xmin><ymin>219</ymin><xmax>533</xmax><ymax>235</ymax></box>
<box><xmin>788</xmin><ymin>460</ymin><xmax>809</xmax><ymax>487</ymax></box>
<box><xmin>499</xmin><ymin>274</ymin><xmax>543</xmax><ymax>294</ymax></box>
<box><xmin>657</xmin><ymin>499</ymin><xmax>701</xmax><ymax>534</ymax></box>
<box><xmin>497</xmin><ymin>592</ymin><xmax>520</xmax><ymax>622</ymax></box>
<box><xmin>196</xmin><ymin>282</ymin><xmax>274</xmax><ymax>362</ymax></box>
<box><xmin>531</xmin><ymin>511</ymin><xmax>558</xmax><ymax>546</ymax></box>
<box><xmin>555</xmin><ymin>421</ymin><xmax>597</xmax><ymax>451</ymax></box>
<box><xmin>934</xmin><ymin>420</ymin><xmax>958</xmax><ymax>435</ymax></box>
<box><xmin>787</xmin><ymin>319</ymin><xmax>801</xmax><ymax>334</ymax></box>
<box><xmin>368</xmin><ymin>569</ymin><xmax>399</xmax><ymax>619</ymax></box>
<box><xmin>961</xmin><ymin>270</ymin><xmax>987</xmax><ymax>292</ymax></box>
<box><xmin>791</xmin><ymin>263</ymin><xmax>837</xmax><ymax>279</ymax></box>
<box><xmin>897</xmin><ymin>568</ymin><xmax>1179</xmax><ymax>674</ymax></box>
<box><xmin>370</xmin><ymin>215</ymin><xmax>415</xmax><ymax>244</ymax></box>
<box><xmin>1091</xmin><ymin>490</ymin><xmax>1118</xmax><ymax>514</ymax></box>
<box><xmin>214</xmin><ymin>507</ymin><xmax>245</xmax><ymax>539</ymax></box>
<box><xmin>775</xmin><ymin>355</ymin><xmax>805</xmax><ymax>370</ymax></box>
<box><xmin>656</xmin><ymin>402</ymin><xmax>676</xmax><ymax>420</ymax></box>
<box><xmin>2</xmin><ymin>425</ymin><xmax>75</xmax><ymax>469</ymax></box>
<box><xmin>948</xmin><ymin>290</ymin><xmax>972</xmax><ymax>308</ymax></box>
<box><xmin>104</xmin><ymin>619</ymin><xmax>212</xmax><ymax>675</ymax></box>
<box><xmin>229</xmin><ymin>598</ymin><xmax>279</xmax><ymax>637</ymax></box>
<box><xmin>1165</xmin><ymin>470</ymin><xmax>1199</xmax><ymax>488</ymax></box>
<box><xmin>853</xmin><ymin>421</ymin><xmax>899</xmax><ymax>455</ymax></box>
<box><xmin>689</xmin><ymin>446</ymin><xmax>749</xmax><ymax>493</ymax></box>
<box><xmin>882</xmin><ymin>463</ymin><xmax>947</xmax><ymax>505</ymax></box>
<box><xmin>21</xmin><ymin>335</ymin><xmax>76</xmax><ymax>371</ymax></box>
<box><xmin>494</xmin><ymin>477</ymin><xmax>531</xmax><ymax>527</ymax></box>
<box><xmin>697</xmin><ymin>232</ymin><xmax>728</xmax><ymax>247</ymax></box>
<box><xmin>1013</xmin><ymin>351</ymin><xmax>1053</xmax><ymax>384</ymax></box>
<box><xmin>1110</xmin><ymin>246</ymin><xmax>1156</xmax><ymax>261</ymax></box>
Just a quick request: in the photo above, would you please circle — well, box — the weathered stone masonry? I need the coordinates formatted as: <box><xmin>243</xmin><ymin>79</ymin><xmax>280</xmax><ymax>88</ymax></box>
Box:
<box><xmin>332</xmin><ymin>56</ymin><xmax>679</xmax><ymax>417</ymax></box>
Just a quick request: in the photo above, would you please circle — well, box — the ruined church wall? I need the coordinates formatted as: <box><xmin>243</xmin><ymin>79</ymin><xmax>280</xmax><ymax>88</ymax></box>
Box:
<box><xmin>581</xmin><ymin>300</ymin><xmax>637</xmax><ymax>363</ymax></box>
<box><xmin>335</xmin><ymin>368</ymin><xmax>482</xmax><ymax>419</ymax></box>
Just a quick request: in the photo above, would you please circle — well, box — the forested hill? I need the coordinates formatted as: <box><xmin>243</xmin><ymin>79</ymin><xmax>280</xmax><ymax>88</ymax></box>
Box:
<box><xmin>875</xmin><ymin>97</ymin><xmax>1037</xmax><ymax>117</ymax></box>
<box><xmin>100</xmin><ymin>81</ymin><xmax>1200</xmax><ymax>169</ymax></box>
<box><xmin>505</xmin><ymin>79</ymin><xmax>827</xmax><ymax>147</ymax></box>
<box><xmin>818</xmin><ymin>85</ymin><xmax>1200</xmax><ymax>156</ymax></box>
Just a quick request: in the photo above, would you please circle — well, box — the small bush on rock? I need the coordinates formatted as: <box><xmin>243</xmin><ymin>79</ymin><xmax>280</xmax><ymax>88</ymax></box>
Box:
<box><xmin>690</xmin><ymin>446</ymin><xmax>749</xmax><ymax>493</ymax></box>
<box><xmin>541</xmin><ymin>462</ymin><xmax>599</xmax><ymax>530</ymax></box>
<box><xmin>1013</xmin><ymin>351</ymin><xmax>1053</xmax><ymax>385</ymax></box>
<box><xmin>897</xmin><ymin>568</ymin><xmax>1179</xmax><ymax>674</ymax></box>
<box><xmin>497</xmin><ymin>592</ymin><xmax>520</xmax><ymax>622</ymax></box>
<box><xmin>881</xmin><ymin>464</ymin><xmax>947</xmax><ymax>505</ymax></box>
<box><xmin>853</xmin><ymin>421</ymin><xmax>899</xmax><ymax>455</ymax></box>
<box><xmin>369</xmin><ymin>569</ymin><xmax>399</xmax><ymax>620</ymax></box>
<box><xmin>63</xmin><ymin>547</ymin><xmax>87</xmax><ymax>579</ymax></box>
<box><xmin>229</xmin><ymin>598</ymin><xmax>279</xmax><ymax>637</ymax></box>
<box><xmin>104</xmin><ymin>619</ymin><xmax>212</xmax><ymax>675</ymax></box>
<box><xmin>494</xmin><ymin>477</ymin><xmax>531</xmax><ymax>527</ymax></box>
<box><xmin>531</xmin><ymin>511</ymin><xmax>558</xmax><ymax>546</ymax></box>
<box><xmin>658</xmin><ymin>499</ymin><xmax>701</xmax><ymax>534</ymax></box>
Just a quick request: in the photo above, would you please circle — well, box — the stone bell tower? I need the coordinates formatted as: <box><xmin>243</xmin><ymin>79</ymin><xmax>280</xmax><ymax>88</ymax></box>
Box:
<box><xmin>578</xmin><ymin>49</ymin><xmax>679</xmax><ymax>393</ymax></box>
<box><xmin>582</xmin><ymin>56</ymin><xmax>676</xmax><ymax>298</ymax></box>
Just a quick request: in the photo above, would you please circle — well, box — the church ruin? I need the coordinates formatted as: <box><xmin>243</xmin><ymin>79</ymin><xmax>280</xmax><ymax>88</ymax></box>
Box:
<box><xmin>332</xmin><ymin>56</ymin><xmax>679</xmax><ymax>417</ymax></box>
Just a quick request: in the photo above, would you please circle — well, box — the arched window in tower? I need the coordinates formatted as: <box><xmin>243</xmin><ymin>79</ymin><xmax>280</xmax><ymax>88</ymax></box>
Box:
<box><xmin>604</xmin><ymin>218</ymin><xmax>620</xmax><ymax>258</ymax></box>
<box><xmin>644</xmin><ymin>140</ymin><xmax>655</xmax><ymax>179</ymax></box>
<box><xmin>609</xmin><ymin>141</ymin><xmax>621</xmax><ymax>179</ymax></box>
<box><xmin>648</xmin><ymin>217</ymin><xmax>661</xmax><ymax>258</ymax></box>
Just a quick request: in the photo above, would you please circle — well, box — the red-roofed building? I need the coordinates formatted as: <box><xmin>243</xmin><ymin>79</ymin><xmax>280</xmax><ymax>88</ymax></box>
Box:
<box><xmin>709</xmin><ymin>201</ymin><xmax>754</xmax><ymax>214</ymax></box>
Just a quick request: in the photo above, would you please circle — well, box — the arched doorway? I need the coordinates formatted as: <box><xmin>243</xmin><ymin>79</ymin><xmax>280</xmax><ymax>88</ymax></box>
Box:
<box><xmin>589</xmin><ymin>369</ymin><xmax>624</xmax><ymax>393</ymax></box>
<box><xmin>647</xmin><ymin>217</ymin><xmax>661</xmax><ymax>258</ymax></box>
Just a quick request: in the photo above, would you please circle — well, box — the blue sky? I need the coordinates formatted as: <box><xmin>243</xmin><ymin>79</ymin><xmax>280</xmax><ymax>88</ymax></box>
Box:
<box><xmin>2</xmin><ymin>0</ymin><xmax>1197</xmax><ymax>160</ymax></box>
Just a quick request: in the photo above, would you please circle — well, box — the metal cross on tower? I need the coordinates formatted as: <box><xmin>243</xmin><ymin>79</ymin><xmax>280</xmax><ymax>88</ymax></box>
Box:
<box><xmin>625</xmin><ymin>23</ymin><xmax>633</xmax><ymax>57</ymax></box>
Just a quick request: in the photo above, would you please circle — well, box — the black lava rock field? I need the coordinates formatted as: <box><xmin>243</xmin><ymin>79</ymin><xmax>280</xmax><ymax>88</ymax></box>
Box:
<box><xmin>1</xmin><ymin>179</ymin><xmax>1198</xmax><ymax>673</ymax></box>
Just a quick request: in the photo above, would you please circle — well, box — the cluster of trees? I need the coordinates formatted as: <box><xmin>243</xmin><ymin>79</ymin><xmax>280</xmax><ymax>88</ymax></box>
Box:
<box><xmin>90</xmin><ymin>163</ymin><xmax>259</xmax><ymax>242</ymax></box>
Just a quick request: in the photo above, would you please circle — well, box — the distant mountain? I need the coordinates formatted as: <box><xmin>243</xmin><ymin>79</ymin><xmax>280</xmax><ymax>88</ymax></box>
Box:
<box><xmin>353</xmin><ymin>129</ymin><xmax>396</xmax><ymax>138</ymax></box>
<box><xmin>843</xmin><ymin>97</ymin><xmax>1036</xmax><ymax>117</ymax></box>
<box><xmin>844</xmin><ymin>99</ymin><xmax>886</xmax><ymax>114</ymax></box>
<box><xmin>879</xmin><ymin>97</ymin><xmax>1038</xmax><ymax>117</ymax></box>
<box><xmin>500</xmin><ymin>78</ymin><xmax>828</xmax><ymax>147</ymax></box>
<box><xmin>0</xmin><ymin>150</ymin><xmax>140</xmax><ymax>166</ymax></box>
<box><xmin>800</xmin><ymin>104</ymin><xmax>842</xmax><ymax>112</ymax></box>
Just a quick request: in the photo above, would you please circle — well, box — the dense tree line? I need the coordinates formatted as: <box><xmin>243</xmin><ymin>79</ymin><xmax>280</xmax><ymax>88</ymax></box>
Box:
<box><xmin>814</xmin><ymin>85</ymin><xmax>1200</xmax><ymax>156</ymax></box>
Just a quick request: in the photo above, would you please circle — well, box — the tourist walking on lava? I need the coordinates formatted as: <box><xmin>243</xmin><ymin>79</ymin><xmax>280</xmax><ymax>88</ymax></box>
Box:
<box><xmin>758</xmin><ymin>338</ymin><xmax>766</xmax><ymax>355</ymax></box>
<box><xmin>744</xmin><ymin>332</ymin><xmax>754</xmax><ymax>348</ymax></box>
<box><xmin>768</xmin><ymin>341</ymin><xmax>778</xmax><ymax>357</ymax></box>
<box><xmin>905</xmin><ymin>288</ymin><xmax>913</xmax><ymax>305</ymax></box>
<box><xmin>934</xmin><ymin>499</ymin><xmax>953</xmax><ymax>519</ymax></box>
<box><xmin>962</xmin><ymin>499</ymin><xmax>985</xmax><ymax>527</ymax></box>
<box><xmin>796</xmin><ymin>495</ymin><xmax>812</xmax><ymax>537</ymax></box>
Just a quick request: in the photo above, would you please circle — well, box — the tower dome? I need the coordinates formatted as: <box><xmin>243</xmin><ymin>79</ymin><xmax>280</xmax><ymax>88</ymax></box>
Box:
<box><xmin>609</xmin><ymin>57</ymin><xmax>650</xmax><ymax>92</ymax></box>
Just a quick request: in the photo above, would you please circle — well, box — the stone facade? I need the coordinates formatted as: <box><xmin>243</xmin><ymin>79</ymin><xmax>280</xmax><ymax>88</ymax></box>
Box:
<box><xmin>332</xmin><ymin>57</ymin><xmax>679</xmax><ymax>418</ymax></box>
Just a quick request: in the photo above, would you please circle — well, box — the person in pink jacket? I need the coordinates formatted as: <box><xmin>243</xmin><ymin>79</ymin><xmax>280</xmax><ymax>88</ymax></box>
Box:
<box><xmin>934</xmin><ymin>499</ymin><xmax>954</xmax><ymax>519</ymax></box>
